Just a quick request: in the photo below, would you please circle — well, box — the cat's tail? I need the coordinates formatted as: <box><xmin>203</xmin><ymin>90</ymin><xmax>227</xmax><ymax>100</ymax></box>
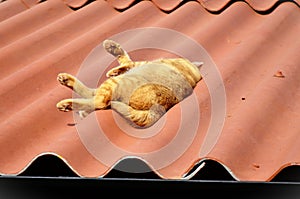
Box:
<box><xmin>111</xmin><ymin>101</ymin><xmax>166</xmax><ymax>129</ymax></box>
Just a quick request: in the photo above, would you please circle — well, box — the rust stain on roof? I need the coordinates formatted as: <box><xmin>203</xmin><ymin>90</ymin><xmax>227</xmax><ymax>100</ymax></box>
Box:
<box><xmin>0</xmin><ymin>0</ymin><xmax>299</xmax><ymax>181</ymax></box>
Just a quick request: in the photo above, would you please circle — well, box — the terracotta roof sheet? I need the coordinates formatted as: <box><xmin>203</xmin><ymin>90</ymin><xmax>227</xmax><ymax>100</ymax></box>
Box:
<box><xmin>105</xmin><ymin>0</ymin><xmax>300</xmax><ymax>12</ymax></box>
<box><xmin>0</xmin><ymin>0</ymin><xmax>299</xmax><ymax>181</ymax></box>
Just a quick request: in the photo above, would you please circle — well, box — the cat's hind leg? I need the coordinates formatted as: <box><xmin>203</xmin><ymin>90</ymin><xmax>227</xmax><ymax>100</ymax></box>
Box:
<box><xmin>56</xmin><ymin>98</ymin><xmax>95</xmax><ymax>118</ymax></box>
<box><xmin>111</xmin><ymin>101</ymin><xmax>166</xmax><ymax>128</ymax></box>
<box><xmin>57</xmin><ymin>73</ymin><xmax>95</xmax><ymax>98</ymax></box>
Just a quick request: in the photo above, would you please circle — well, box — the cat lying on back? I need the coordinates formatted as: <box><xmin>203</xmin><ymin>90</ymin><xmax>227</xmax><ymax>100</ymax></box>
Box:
<box><xmin>56</xmin><ymin>39</ymin><xmax>203</xmax><ymax>128</ymax></box>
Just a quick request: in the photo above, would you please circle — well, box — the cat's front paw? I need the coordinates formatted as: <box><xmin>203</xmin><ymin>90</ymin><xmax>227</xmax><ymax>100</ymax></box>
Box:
<box><xmin>56</xmin><ymin>100</ymin><xmax>73</xmax><ymax>112</ymax></box>
<box><xmin>103</xmin><ymin>39</ymin><xmax>125</xmax><ymax>57</ymax></box>
<box><xmin>57</xmin><ymin>73</ymin><xmax>75</xmax><ymax>89</ymax></box>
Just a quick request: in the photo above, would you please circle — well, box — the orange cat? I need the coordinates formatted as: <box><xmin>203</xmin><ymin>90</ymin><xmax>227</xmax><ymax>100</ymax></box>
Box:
<box><xmin>56</xmin><ymin>39</ymin><xmax>203</xmax><ymax>128</ymax></box>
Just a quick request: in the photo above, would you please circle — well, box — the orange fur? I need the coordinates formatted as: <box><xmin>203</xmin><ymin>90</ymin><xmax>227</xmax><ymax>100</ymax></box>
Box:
<box><xmin>56</xmin><ymin>39</ymin><xmax>203</xmax><ymax>128</ymax></box>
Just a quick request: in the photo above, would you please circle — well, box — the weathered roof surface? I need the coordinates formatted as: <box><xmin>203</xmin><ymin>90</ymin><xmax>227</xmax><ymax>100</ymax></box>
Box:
<box><xmin>0</xmin><ymin>0</ymin><xmax>299</xmax><ymax>181</ymax></box>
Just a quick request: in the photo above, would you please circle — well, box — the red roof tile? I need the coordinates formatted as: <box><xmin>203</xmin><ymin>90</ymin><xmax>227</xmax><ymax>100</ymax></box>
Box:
<box><xmin>152</xmin><ymin>0</ymin><xmax>183</xmax><ymax>11</ymax></box>
<box><xmin>197</xmin><ymin>0</ymin><xmax>300</xmax><ymax>12</ymax></box>
<box><xmin>0</xmin><ymin>0</ymin><xmax>299</xmax><ymax>181</ymax></box>
<box><xmin>197</xmin><ymin>0</ymin><xmax>230</xmax><ymax>12</ymax></box>
<box><xmin>246</xmin><ymin>0</ymin><xmax>279</xmax><ymax>11</ymax></box>
<box><xmin>105</xmin><ymin>0</ymin><xmax>135</xmax><ymax>10</ymax></box>
<box><xmin>21</xmin><ymin>0</ymin><xmax>40</xmax><ymax>7</ymax></box>
<box><xmin>63</xmin><ymin>0</ymin><xmax>89</xmax><ymax>8</ymax></box>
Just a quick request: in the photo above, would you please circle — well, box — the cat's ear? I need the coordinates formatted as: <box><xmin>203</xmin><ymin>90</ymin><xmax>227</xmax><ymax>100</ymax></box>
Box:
<box><xmin>192</xmin><ymin>61</ymin><xmax>204</xmax><ymax>69</ymax></box>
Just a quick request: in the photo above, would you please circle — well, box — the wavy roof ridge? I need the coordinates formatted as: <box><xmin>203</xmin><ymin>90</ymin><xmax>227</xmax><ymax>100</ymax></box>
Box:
<box><xmin>8</xmin><ymin>153</ymin><xmax>300</xmax><ymax>182</ymax></box>
<box><xmin>2</xmin><ymin>0</ymin><xmax>298</xmax><ymax>17</ymax></box>
<box><xmin>103</xmin><ymin>0</ymin><xmax>300</xmax><ymax>14</ymax></box>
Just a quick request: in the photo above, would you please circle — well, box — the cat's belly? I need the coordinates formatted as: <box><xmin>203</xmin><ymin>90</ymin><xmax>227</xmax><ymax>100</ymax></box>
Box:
<box><xmin>111</xmin><ymin>63</ymin><xmax>193</xmax><ymax>108</ymax></box>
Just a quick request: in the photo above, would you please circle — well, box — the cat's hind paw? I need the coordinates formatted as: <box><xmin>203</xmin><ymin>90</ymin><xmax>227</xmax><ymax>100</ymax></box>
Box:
<box><xmin>103</xmin><ymin>39</ymin><xmax>125</xmax><ymax>57</ymax></box>
<box><xmin>56</xmin><ymin>100</ymin><xmax>73</xmax><ymax>112</ymax></box>
<box><xmin>57</xmin><ymin>73</ymin><xmax>75</xmax><ymax>89</ymax></box>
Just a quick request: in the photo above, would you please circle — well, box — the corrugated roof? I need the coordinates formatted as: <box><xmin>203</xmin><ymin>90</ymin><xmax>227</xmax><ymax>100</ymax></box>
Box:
<box><xmin>0</xmin><ymin>0</ymin><xmax>299</xmax><ymax>181</ymax></box>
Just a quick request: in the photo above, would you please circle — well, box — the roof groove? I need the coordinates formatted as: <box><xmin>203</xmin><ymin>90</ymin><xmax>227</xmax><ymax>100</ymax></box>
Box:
<box><xmin>0</xmin><ymin>0</ymin><xmax>72</xmax><ymax>49</ymax></box>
